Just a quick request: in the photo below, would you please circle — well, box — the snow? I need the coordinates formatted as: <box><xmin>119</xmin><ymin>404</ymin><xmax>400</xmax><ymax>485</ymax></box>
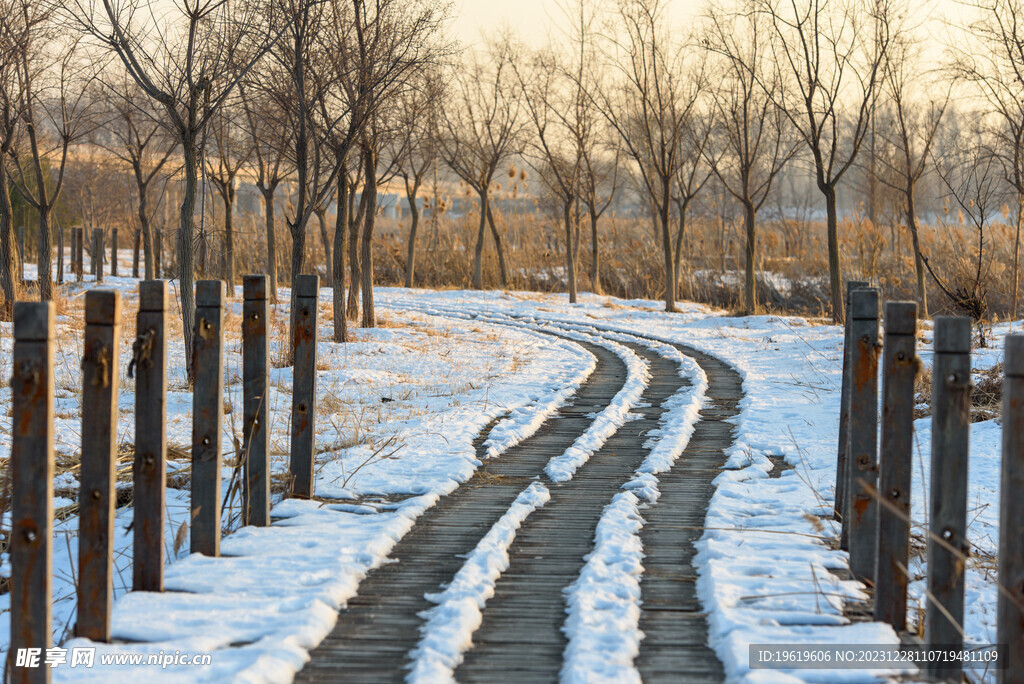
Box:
<box><xmin>407</xmin><ymin>481</ymin><xmax>550</xmax><ymax>683</ymax></box>
<box><xmin>1</xmin><ymin>277</ymin><xmax>1017</xmax><ymax>683</ymax></box>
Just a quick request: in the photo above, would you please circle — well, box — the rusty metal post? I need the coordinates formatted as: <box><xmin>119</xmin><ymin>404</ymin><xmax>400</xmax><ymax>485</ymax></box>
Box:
<box><xmin>243</xmin><ymin>275</ymin><xmax>270</xmax><ymax>526</ymax></box>
<box><xmin>290</xmin><ymin>274</ymin><xmax>319</xmax><ymax>499</ymax></box>
<box><xmin>110</xmin><ymin>228</ymin><xmax>118</xmax><ymax>277</ymax></box>
<box><xmin>191</xmin><ymin>280</ymin><xmax>225</xmax><ymax>556</ymax></box>
<box><xmin>838</xmin><ymin>280</ymin><xmax>869</xmax><ymax>551</ymax></box>
<box><xmin>133</xmin><ymin>281</ymin><xmax>168</xmax><ymax>591</ymax></box>
<box><xmin>925</xmin><ymin>316</ymin><xmax>972</xmax><ymax>681</ymax></box>
<box><xmin>874</xmin><ymin>301</ymin><xmax>917</xmax><ymax>631</ymax></box>
<box><xmin>846</xmin><ymin>287</ymin><xmax>880</xmax><ymax>584</ymax></box>
<box><xmin>11</xmin><ymin>302</ymin><xmax>55</xmax><ymax>684</ymax></box>
<box><xmin>999</xmin><ymin>334</ymin><xmax>1024</xmax><ymax>683</ymax></box>
<box><xmin>77</xmin><ymin>290</ymin><xmax>121</xmax><ymax>641</ymax></box>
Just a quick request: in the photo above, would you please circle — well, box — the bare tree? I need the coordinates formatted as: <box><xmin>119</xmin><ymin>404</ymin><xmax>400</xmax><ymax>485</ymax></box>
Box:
<box><xmin>579</xmin><ymin>136</ymin><xmax>620</xmax><ymax>294</ymax></box>
<box><xmin>953</xmin><ymin>0</ymin><xmax>1024</xmax><ymax>318</ymax></box>
<box><xmin>704</xmin><ymin>2</ymin><xmax>796</xmax><ymax>314</ymax></box>
<box><xmin>877</xmin><ymin>27</ymin><xmax>948</xmax><ymax>318</ymax></box>
<box><xmin>755</xmin><ymin>0</ymin><xmax>893</xmax><ymax>322</ymax></box>
<box><xmin>8</xmin><ymin>25</ymin><xmax>93</xmax><ymax>301</ymax></box>
<box><xmin>438</xmin><ymin>42</ymin><xmax>522</xmax><ymax>291</ymax></box>
<box><xmin>206</xmin><ymin>106</ymin><xmax>250</xmax><ymax>286</ymax></box>
<box><xmin>64</xmin><ymin>0</ymin><xmax>285</xmax><ymax>378</ymax></box>
<box><xmin>594</xmin><ymin>0</ymin><xmax>705</xmax><ymax>311</ymax></box>
<box><xmin>96</xmin><ymin>79</ymin><xmax>177</xmax><ymax>281</ymax></box>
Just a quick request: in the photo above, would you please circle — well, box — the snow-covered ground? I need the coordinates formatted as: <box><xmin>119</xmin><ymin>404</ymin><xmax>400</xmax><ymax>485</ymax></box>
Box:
<box><xmin>0</xmin><ymin>272</ymin><xmax>1017</xmax><ymax>683</ymax></box>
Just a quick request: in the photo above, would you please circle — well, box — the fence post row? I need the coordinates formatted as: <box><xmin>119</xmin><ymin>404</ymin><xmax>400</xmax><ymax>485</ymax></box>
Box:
<box><xmin>11</xmin><ymin>302</ymin><xmax>55</xmax><ymax>684</ymax></box>
<box><xmin>77</xmin><ymin>291</ymin><xmax>121</xmax><ymax>642</ymax></box>
<box><xmin>999</xmin><ymin>335</ymin><xmax>1024</xmax><ymax>683</ymax></box>
<box><xmin>243</xmin><ymin>275</ymin><xmax>271</xmax><ymax>526</ymax></box>
<box><xmin>874</xmin><ymin>302</ymin><xmax>918</xmax><ymax>631</ymax></box>
<box><xmin>838</xmin><ymin>280</ymin><xmax>869</xmax><ymax>551</ymax></box>
<box><xmin>290</xmin><ymin>274</ymin><xmax>320</xmax><ymax>499</ymax></box>
<box><xmin>134</xmin><ymin>281</ymin><xmax>169</xmax><ymax>591</ymax></box>
<box><xmin>924</xmin><ymin>316</ymin><xmax>972</xmax><ymax>680</ymax></box>
<box><xmin>111</xmin><ymin>228</ymin><xmax>118</xmax><ymax>278</ymax></box>
<box><xmin>846</xmin><ymin>287</ymin><xmax>880</xmax><ymax>585</ymax></box>
<box><xmin>191</xmin><ymin>280</ymin><xmax>225</xmax><ymax>557</ymax></box>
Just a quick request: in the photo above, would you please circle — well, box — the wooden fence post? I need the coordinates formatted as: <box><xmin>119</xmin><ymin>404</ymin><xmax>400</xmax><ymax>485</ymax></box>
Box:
<box><xmin>290</xmin><ymin>274</ymin><xmax>319</xmax><ymax>499</ymax></box>
<box><xmin>75</xmin><ymin>228</ymin><xmax>84</xmax><ymax>282</ymax></box>
<box><xmin>846</xmin><ymin>287</ymin><xmax>880</xmax><ymax>584</ymax></box>
<box><xmin>838</xmin><ymin>279</ymin><xmax>869</xmax><ymax>551</ymax></box>
<box><xmin>110</xmin><ymin>228</ymin><xmax>118</xmax><ymax>277</ymax></box>
<box><xmin>243</xmin><ymin>275</ymin><xmax>270</xmax><ymax>526</ymax></box>
<box><xmin>91</xmin><ymin>228</ymin><xmax>102</xmax><ymax>281</ymax></box>
<box><xmin>998</xmin><ymin>334</ymin><xmax>1024</xmax><ymax>683</ymax></box>
<box><xmin>133</xmin><ymin>281</ymin><xmax>168</xmax><ymax>591</ymax></box>
<box><xmin>191</xmin><ymin>280</ymin><xmax>225</xmax><ymax>556</ymax></box>
<box><xmin>874</xmin><ymin>301</ymin><xmax>917</xmax><ymax>630</ymax></box>
<box><xmin>925</xmin><ymin>316</ymin><xmax>972</xmax><ymax>680</ymax></box>
<box><xmin>10</xmin><ymin>302</ymin><xmax>55</xmax><ymax>684</ymax></box>
<box><xmin>77</xmin><ymin>290</ymin><xmax>121</xmax><ymax>641</ymax></box>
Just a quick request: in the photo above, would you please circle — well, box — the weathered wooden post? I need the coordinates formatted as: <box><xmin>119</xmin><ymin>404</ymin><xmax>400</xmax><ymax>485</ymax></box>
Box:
<box><xmin>110</xmin><ymin>228</ymin><xmax>118</xmax><ymax>277</ymax></box>
<box><xmin>133</xmin><ymin>281</ymin><xmax>168</xmax><ymax>591</ymax></box>
<box><xmin>77</xmin><ymin>290</ymin><xmax>121</xmax><ymax>641</ymax></box>
<box><xmin>57</xmin><ymin>227</ymin><xmax>64</xmax><ymax>285</ymax></box>
<box><xmin>925</xmin><ymin>316</ymin><xmax>972</xmax><ymax>680</ymax></box>
<box><xmin>75</xmin><ymin>227</ymin><xmax>84</xmax><ymax>282</ymax></box>
<box><xmin>243</xmin><ymin>275</ymin><xmax>271</xmax><ymax>526</ymax></box>
<box><xmin>874</xmin><ymin>301</ymin><xmax>918</xmax><ymax>630</ymax></box>
<box><xmin>998</xmin><ymin>334</ymin><xmax>1024</xmax><ymax>683</ymax></box>
<box><xmin>192</xmin><ymin>280</ymin><xmax>225</xmax><ymax>556</ymax></box>
<box><xmin>11</xmin><ymin>302</ymin><xmax>55</xmax><ymax>684</ymax></box>
<box><xmin>91</xmin><ymin>228</ymin><xmax>103</xmax><ymax>281</ymax></box>
<box><xmin>838</xmin><ymin>280</ymin><xmax>869</xmax><ymax>551</ymax></box>
<box><xmin>290</xmin><ymin>274</ymin><xmax>319</xmax><ymax>499</ymax></box>
<box><xmin>846</xmin><ymin>287</ymin><xmax>880</xmax><ymax>584</ymax></box>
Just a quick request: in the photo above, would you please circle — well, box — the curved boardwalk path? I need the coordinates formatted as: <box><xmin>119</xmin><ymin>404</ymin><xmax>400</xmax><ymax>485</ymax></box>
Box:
<box><xmin>296</xmin><ymin>330</ymin><xmax>742</xmax><ymax>683</ymax></box>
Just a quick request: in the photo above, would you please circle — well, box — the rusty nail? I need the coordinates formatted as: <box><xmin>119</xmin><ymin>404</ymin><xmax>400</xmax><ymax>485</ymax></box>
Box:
<box><xmin>24</xmin><ymin>529</ymin><xmax>37</xmax><ymax>543</ymax></box>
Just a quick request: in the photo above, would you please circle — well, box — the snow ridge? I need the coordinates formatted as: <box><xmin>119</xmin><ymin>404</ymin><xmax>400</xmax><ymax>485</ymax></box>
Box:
<box><xmin>406</xmin><ymin>481</ymin><xmax>551</xmax><ymax>683</ymax></box>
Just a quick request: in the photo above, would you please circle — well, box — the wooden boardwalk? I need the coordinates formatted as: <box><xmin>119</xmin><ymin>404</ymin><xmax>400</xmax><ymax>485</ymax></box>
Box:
<box><xmin>296</xmin><ymin>331</ymin><xmax>741</xmax><ymax>683</ymax></box>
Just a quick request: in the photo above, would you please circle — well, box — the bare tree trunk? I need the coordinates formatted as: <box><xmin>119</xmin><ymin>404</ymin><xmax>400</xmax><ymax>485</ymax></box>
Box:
<box><xmin>37</xmin><ymin>207</ymin><xmax>52</xmax><ymax>301</ymax></box>
<box><xmin>659</xmin><ymin>186</ymin><xmax>675</xmax><ymax>312</ymax></box>
<box><xmin>906</xmin><ymin>188</ymin><xmax>928</xmax><ymax>318</ymax></box>
<box><xmin>742</xmin><ymin>199</ymin><xmax>757</xmax><ymax>315</ymax></box>
<box><xmin>673</xmin><ymin>201</ymin><xmax>687</xmax><ymax>299</ymax></box>
<box><xmin>139</xmin><ymin>185</ymin><xmax>154</xmax><ymax>281</ymax></box>
<box><xmin>179</xmin><ymin>138</ymin><xmax>199</xmax><ymax>382</ymax></box>
<box><xmin>316</xmin><ymin>207</ymin><xmax>333</xmax><ymax>287</ymax></box>
<box><xmin>333</xmin><ymin>169</ymin><xmax>348</xmax><ymax>342</ymax></box>
<box><xmin>360</xmin><ymin>148</ymin><xmax>377</xmax><ymax>328</ymax></box>
<box><xmin>347</xmin><ymin>182</ymin><xmax>363</xmax><ymax>320</ymax></box>
<box><xmin>261</xmin><ymin>187</ymin><xmax>278</xmax><ymax>302</ymax></box>
<box><xmin>0</xmin><ymin>162</ymin><xmax>17</xmax><ymax>313</ymax></box>
<box><xmin>132</xmin><ymin>226</ymin><xmax>141</xmax><ymax>278</ymax></box>
<box><xmin>1014</xmin><ymin>193</ymin><xmax>1023</xmax><ymax>320</ymax></box>
<box><xmin>405</xmin><ymin>192</ymin><xmax>420</xmax><ymax>289</ymax></box>
<box><xmin>222</xmin><ymin>187</ymin><xmax>235</xmax><ymax>287</ymax></box>
<box><xmin>590</xmin><ymin>212</ymin><xmax>602</xmax><ymax>295</ymax></box>
<box><xmin>823</xmin><ymin>183</ymin><xmax>844</xmax><ymax>323</ymax></box>
<box><xmin>486</xmin><ymin>203</ymin><xmax>508</xmax><ymax>288</ymax></box>
<box><xmin>562</xmin><ymin>201</ymin><xmax>577</xmax><ymax>303</ymax></box>
<box><xmin>472</xmin><ymin>190</ymin><xmax>487</xmax><ymax>290</ymax></box>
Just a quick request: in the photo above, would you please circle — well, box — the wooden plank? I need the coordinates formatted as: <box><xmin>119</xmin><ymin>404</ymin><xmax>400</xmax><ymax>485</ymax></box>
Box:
<box><xmin>838</xmin><ymin>279</ymin><xmax>868</xmax><ymax>552</ymax></box>
<box><xmin>110</xmin><ymin>228</ymin><xmax>118</xmax><ymax>277</ymax></box>
<box><xmin>191</xmin><ymin>280</ymin><xmax>225</xmax><ymax>556</ymax></box>
<box><xmin>133</xmin><ymin>281</ymin><xmax>168</xmax><ymax>591</ymax></box>
<box><xmin>243</xmin><ymin>275</ymin><xmax>270</xmax><ymax>526</ymax></box>
<box><xmin>77</xmin><ymin>291</ymin><xmax>121</xmax><ymax>641</ymax></box>
<box><xmin>847</xmin><ymin>288</ymin><xmax>880</xmax><ymax>584</ymax></box>
<box><xmin>875</xmin><ymin>301</ymin><xmax>917</xmax><ymax>631</ymax></box>
<box><xmin>999</xmin><ymin>334</ymin><xmax>1024</xmax><ymax>684</ymax></box>
<box><xmin>10</xmin><ymin>302</ymin><xmax>55</xmax><ymax>684</ymax></box>
<box><xmin>925</xmin><ymin>316</ymin><xmax>972</xmax><ymax>680</ymax></box>
<box><xmin>290</xmin><ymin>274</ymin><xmax>319</xmax><ymax>499</ymax></box>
